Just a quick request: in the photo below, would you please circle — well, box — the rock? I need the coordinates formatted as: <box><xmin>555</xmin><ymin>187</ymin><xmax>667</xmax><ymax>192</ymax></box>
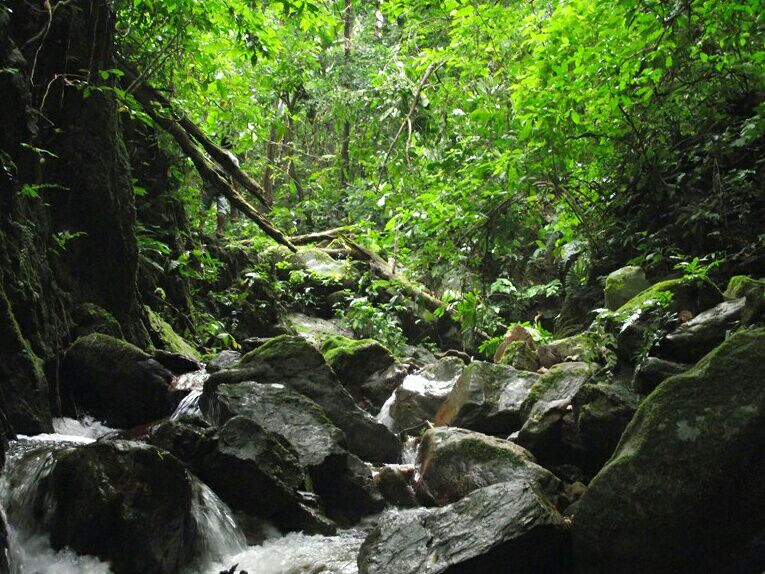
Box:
<box><xmin>436</xmin><ymin>361</ymin><xmax>539</xmax><ymax>435</ymax></box>
<box><xmin>286</xmin><ymin>248</ymin><xmax>353</xmax><ymax>284</ymax></box>
<box><xmin>41</xmin><ymin>440</ymin><xmax>199</xmax><ymax>574</ymax></box>
<box><xmin>61</xmin><ymin>333</ymin><xmax>173</xmax><ymax>428</ymax></box>
<box><xmin>153</xmin><ymin>349</ymin><xmax>202</xmax><ymax>375</ymax></box>
<box><xmin>205</xmin><ymin>336</ymin><xmax>399</xmax><ymax>463</ymax></box>
<box><xmin>378</xmin><ymin>357</ymin><xmax>464</xmax><ymax>434</ymax></box>
<box><xmin>375</xmin><ymin>466</ymin><xmax>419</xmax><ymax>508</ymax></box>
<box><xmin>358</xmin><ymin>481</ymin><xmax>571</xmax><ymax>574</ymax></box>
<box><xmin>604</xmin><ymin>266</ymin><xmax>651</xmax><ymax>310</ymax></box>
<box><xmin>725</xmin><ymin>275</ymin><xmax>765</xmax><ymax>324</ymax></box>
<box><xmin>415</xmin><ymin>427</ymin><xmax>562</xmax><ymax>507</ymax></box>
<box><xmin>632</xmin><ymin>356</ymin><xmax>689</xmax><ymax>394</ymax></box>
<box><xmin>573</xmin><ymin>328</ymin><xmax>765</xmax><ymax>573</ymax></box>
<box><xmin>516</xmin><ymin>362</ymin><xmax>598</xmax><ymax>464</ymax></box>
<box><xmin>281</xmin><ymin>312</ymin><xmax>354</xmax><ymax>347</ymax></box>
<box><xmin>144</xmin><ymin>306</ymin><xmax>201</xmax><ymax>360</ymax></box>
<box><xmin>656</xmin><ymin>297</ymin><xmax>746</xmax><ymax>363</ymax></box>
<box><xmin>498</xmin><ymin>340</ymin><xmax>540</xmax><ymax>371</ymax></box>
<box><xmin>206</xmin><ymin>350</ymin><xmax>241</xmax><ymax>373</ymax></box>
<box><xmin>565</xmin><ymin>381</ymin><xmax>639</xmax><ymax>476</ymax></box>
<box><xmin>538</xmin><ymin>333</ymin><xmax>592</xmax><ymax>368</ymax></box>
<box><xmin>201</xmin><ymin>381</ymin><xmax>347</xmax><ymax>468</ymax></box>
<box><xmin>71</xmin><ymin>302</ymin><xmax>124</xmax><ymax>339</ymax></box>
<box><xmin>321</xmin><ymin>336</ymin><xmax>404</xmax><ymax>410</ymax></box>
<box><xmin>493</xmin><ymin>324</ymin><xmax>535</xmax><ymax>363</ymax></box>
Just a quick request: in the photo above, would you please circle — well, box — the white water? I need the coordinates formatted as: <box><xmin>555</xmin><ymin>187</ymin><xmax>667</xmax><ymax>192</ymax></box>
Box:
<box><xmin>172</xmin><ymin>389</ymin><xmax>204</xmax><ymax>420</ymax></box>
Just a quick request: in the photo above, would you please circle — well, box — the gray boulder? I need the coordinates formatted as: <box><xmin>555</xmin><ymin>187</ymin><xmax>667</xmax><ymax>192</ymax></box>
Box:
<box><xmin>604</xmin><ymin>266</ymin><xmax>650</xmax><ymax>311</ymax></box>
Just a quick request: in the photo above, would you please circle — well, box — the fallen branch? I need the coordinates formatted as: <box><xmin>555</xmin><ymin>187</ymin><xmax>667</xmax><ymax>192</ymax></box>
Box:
<box><xmin>119</xmin><ymin>60</ymin><xmax>272</xmax><ymax>210</ymax></box>
<box><xmin>289</xmin><ymin>226</ymin><xmax>355</xmax><ymax>246</ymax></box>
<box><xmin>130</xmin><ymin>83</ymin><xmax>296</xmax><ymax>251</ymax></box>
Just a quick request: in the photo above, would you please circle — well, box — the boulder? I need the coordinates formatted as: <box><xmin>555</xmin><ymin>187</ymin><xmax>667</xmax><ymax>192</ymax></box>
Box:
<box><xmin>206</xmin><ymin>349</ymin><xmax>241</xmax><ymax>373</ymax></box>
<box><xmin>498</xmin><ymin>340</ymin><xmax>540</xmax><ymax>371</ymax></box>
<box><xmin>656</xmin><ymin>297</ymin><xmax>746</xmax><ymax>363</ymax></box>
<box><xmin>375</xmin><ymin>466</ymin><xmax>419</xmax><ymax>509</ymax></box>
<box><xmin>321</xmin><ymin>335</ymin><xmax>405</xmax><ymax>411</ymax></box>
<box><xmin>516</xmin><ymin>362</ymin><xmax>598</xmax><ymax>464</ymax></box>
<box><xmin>71</xmin><ymin>302</ymin><xmax>124</xmax><ymax>339</ymax></box>
<box><xmin>152</xmin><ymin>349</ymin><xmax>202</xmax><ymax>375</ymax></box>
<box><xmin>415</xmin><ymin>427</ymin><xmax>562</xmax><ymax>507</ymax></box>
<box><xmin>358</xmin><ymin>481</ymin><xmax>571</xmax><ymax>574</ymax></box>
<box><xmin>378</xmin><ymin>357</ymin><xmax>464</xmax><ymax>435</ymax></box>
<box><xmin>61</xmin><ymin>333</ymin><xmax>173</xmax><ymax>428</ymax></box>
<box><xmin>144</xmin><ymin>306</ymin><xmax>201</xmax><ymax>360</ymax></box>
<box><xmin>41</xmin><ymin>440</ymin><xmax>199</xmax><ymax>574</ymax></box>
<box><xmin>436</xmin><ymin>361</ymin><xmax>539</xmax><ymax>435</ymax></box>
<box><xmin>201</xmin><ymin>381</ymin><xmax>346</xmax><ymax>468</ymax></box>
<box><xmin>604</xmin><ymin>266</ymin><xmax>650</xmax><ymax>311</ymax></box>
<box><xmin>573</xmin><ymin>328</ymin><xmax>765</xmax><ymax>573</ymax></box>
<box><xmin>632</xmin><ymin>356</ymin><xmax>688</xmax><ymax>394</ymax></box>
<box><xmin>281</xmin><ymin>312</ymin><xmax>354</xmax><ymax>346</ymax></box>
<box><xmin>205</xmin><ymin>336</ymin><xmax>399</xmax><ymax>463</ymax></box>
<box><xmin>538</xmin><ymin>333</ymin><xmax>593</xmax><ymax>369</ymax></box>
<box><xmin>725</xmin><ymin>275</ymin><xmax>765</xmax><ymax>324</ymax></box>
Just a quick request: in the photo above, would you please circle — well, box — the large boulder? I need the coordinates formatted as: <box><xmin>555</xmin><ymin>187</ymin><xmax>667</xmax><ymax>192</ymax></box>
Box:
<box><xmin>436</xmin><ymin>361</ymin><xmax>539</xmax><ymax>435</ymax></box>
<box><xmin>632</xmin><ymin>356</ymin><xmax>689</xmax><ymax>395</ymax></box>
<box><xmin>656</xmin><ymin>297</ymin><xmax>746</xmax><ymax>363</ymax></box>
<box><xmin>573</xmin><ymin>328</ymin><xmax>765</xmax><ymax>573</ymax></box>
<box><xmin>604</xmin><ymin>266</ymin><xmax>650</xmax><ymax>311</ymax></box>
<box><xmin>538</xmin><ymin>333</ymin><xmax>593</xmax><ymax>369</ymax></box>
<box><xmin>358</xmin><ymin>481</ymin><xmax>571</xmax><ymax>574</ymax></box>
<box><xmin>61</xmin><ymin>333</ymin><xmax>173</xmax><ymax>428</ymax></box>
<box><xmin>415</xmin><ymin>427</ymin><xmax>561</xmax><ymax>507</ymax></box>
<box><xmin>201</xmin><ymin>381</ymin><xmax>346</xmax><ymax>468</ymax></box>
<box><xmin>204</xmin><ymin>336</ymin><xmax>399</xmax><ymax>462</ymax></box>
<box><xmin>40</xmin><ymin>440</ymin><xmax>199</xmax><ymax>574</ymax></box>
<box><xmin>516</xmin><ymin>362</ymin><xmax>598</xmax><ymax>464</ymax></box>
<box><xmin>321</xmin><ymin>335</ymin><xmax>405</xmax><ymax>411</ymax></box>
<box><xmin>378</xmin><ymin>357</ymin><xmax>464</xmax><ymax>434</ymax></box>
<box><xmin>725</xmin><ymin>275</ymin><xmax>765</xmax><ymax>324</ymax></box>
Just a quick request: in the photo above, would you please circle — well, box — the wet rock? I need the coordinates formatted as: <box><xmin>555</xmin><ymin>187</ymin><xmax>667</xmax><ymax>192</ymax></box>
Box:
<box><xmin>144</xmin><ymin>306</ymin><xmax>201</xmax><ymax>360</ymax></box>
<box><xmin>375</xmin><ymin>466</ymin><xmax>418</xmax><ymax>508</ymax></box>
<box><xmin>379</xmin><ymin>357</ymin><xmax>464</xmax><ymax>435</ymax></box>
<box><xmin>516</xmin><ymin>362</ymin><xmax>598</xmax><ymax>464</ymax></box>
<box><xmin>358</xmin><ymin>481</ymin><xmax>571</xmax><ymax>574</ymax></box>
<box><xmin>604</xmin><ymin>266</ymin><xmax>650</xmax><ymax>311</ymax></box>
<box><xmin>573</xmin><ymin>328</ymin><xmax>765</xmax><ymax>573</ymax></box>
<box><xmin>61</xmin><ymin>333</ymin><xmax>173</xmax><ymax>428</ymax></box>
<box><xmin>206</xmin><ymin>350</ymin><xmax>241</xmax><ymax>373</ymax></box>
<box><xmin>321</xmin><ymin>335</ymin><xmax>405</xmax><ymax>411</ymax></box>
<box><xmin>436</xmin><ymin>361</ymin><xmax>539</xmax><ymax>435</ymax></box>
<box><xmin>153</xmin><ymin>349</ymin><xmax>202</xmax><ymax>375</ymax></box>
<box><xmin>415</xmin><ymin>427</ymin><xmax>562</xmax><ymax>507</ymax></box>
<box><xmin>41</xmin><ymin>440</ymin><xmax>198</xmax><ymax>574</ymax></box>
<box><xmin>632</xmin><ymin>356</ymin><xmax>689</xmax><ymax>394</ymax></box>
<box><xmin>281</xmin><ymin>312</ymin><xmax>354</xmax><ymax>347</ymax></box>
<box><xmin>205</xmin><ymin>336</ymin><xmax>399</xmax><ymax>463</ymax></box>
<box><xmin>656</xmin><ymin>297</ymin><xmax>746</xmax><ymax>364</ymax></box>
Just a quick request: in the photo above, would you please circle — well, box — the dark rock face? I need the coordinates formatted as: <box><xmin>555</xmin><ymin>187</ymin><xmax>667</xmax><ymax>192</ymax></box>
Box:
<box><xmin>153</xmin><ymin>350</ymin><xmax>203</xmax><ymax>375</ymax></box>
<box><xmin>41</xmin><ymin>441</ymin><xmax>198</xmax><ymax>574</ymax></box>
<box><xmin>415</xmin><ymin>427</ymin><xmax>561</xmax><ymax>507</ymax></box>
<box><xmin>205</xmin><ymin>336</ymin><xmax>399</xmax><ymax>463</ymax></box>
<box><xmin>61</xmin><ymin>333</ymin><xmax>173</xmax><ymax>427</ymax></box>
<box><xmin>656</xmin><ymin>297</ymin><xmax>746</xmax><ymax>364</ymax></box>
<box><xmin>436</xmin><ymin>361</ymin><xmax>539</xmax><ymax>435</ymax></box>
<box><xmin>358</xmin><ymin>481</ymin><xmax>571</xmax><ymax>574</ymax></box>
<box><xmin>381</xmin><ymin>357</ymin><xmax>464</xmax><ymax>435</ymax></box>
<box><xmin>632</xmin><ymin>356</ymin><xmax>689</xmax><ymax>394</ymax></box>
<box><xmin>573</xmin><ymin>328</ymin><xmax>765</xmax><ymax>574</ymax></box>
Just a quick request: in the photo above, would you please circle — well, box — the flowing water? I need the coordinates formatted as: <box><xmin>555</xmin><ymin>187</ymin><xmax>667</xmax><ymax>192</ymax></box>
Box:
<box><xmin>0</xmin><ymin>417</ymin><xmax>371</xmax><ymax>574</ymax></box>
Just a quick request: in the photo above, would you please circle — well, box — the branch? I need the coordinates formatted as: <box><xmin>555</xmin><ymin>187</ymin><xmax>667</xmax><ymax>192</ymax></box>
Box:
<box><xmin>289</xmin><ymin>226</ymin><xmax>355</xmax><ymax>246</ymax></box>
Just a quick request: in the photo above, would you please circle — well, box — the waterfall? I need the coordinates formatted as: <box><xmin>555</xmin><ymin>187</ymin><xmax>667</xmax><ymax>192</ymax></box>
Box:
<box><xmin>172</xmin><ymin>390</ymin><xmax>204</xmax><ymax>420</ymax></box>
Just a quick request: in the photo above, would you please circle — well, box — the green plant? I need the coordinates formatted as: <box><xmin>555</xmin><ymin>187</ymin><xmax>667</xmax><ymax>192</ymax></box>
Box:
<box><xmin>335</xmin><ymin>296</ymin><xmax>407</xmax><ymax>355</ymax></box>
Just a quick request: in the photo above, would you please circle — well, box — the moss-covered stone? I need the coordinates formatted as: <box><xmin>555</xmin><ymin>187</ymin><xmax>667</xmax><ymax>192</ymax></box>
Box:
<box><xmin>61</xmin><ymin>333</ymin><xmax>173</xmax><ymax>428</ymax></box>
<box><xmin>498</xmin><ymin>340</ymin><xmax>540</xmax><ymax>371</ymax></box>
<box><xmin>415</xmin><ymin>427</ymin><xmax>561</xmax><ymax>506</ymax></box>
<box><xmin>725</xmin><ymin>275</ymin><xmax>765</xmax><ymax>324</ymax></box>
<box><xmin>604</xmin><ymin>266</ymin><xmax>651</xmax><ymax>310</ymax></box>
<box><xmin>72</xmin><ymin>303</ymin><xmax>124</xmax><ymax>339</ymax></box>
<box><xmin>144</xmin><ymin>306</ymin><xmax>201</xmax><ymax>360</ymax></box>
<box><xmin>573</xmin><ymin>328</ymin><xmax>765</xmax><ymax>573</ymax></box>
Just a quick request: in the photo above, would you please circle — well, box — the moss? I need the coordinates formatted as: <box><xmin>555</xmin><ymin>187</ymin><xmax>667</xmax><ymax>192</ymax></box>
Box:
<box><xmin>321</xmin><ymin>335</ymin><xmax>391</xmax><ymax>364</ymax></box>
<box><xmin>615</xmin><ymin>278</ymin><xmax>685</xmax><ymax>317</ymax></box>
<box><xmin>724</xmin><ymin>275</ymin><xmax>765</xmax><ymax>299</ymax></box>
<box><xmin>144</xmin><ymin>306</ymin><xmax>200</xmax><ymax>359</ymax></box>
<box><xmin>241</xmin><ymin>334</ymin><xmax>323</xmax><ymax>367</ymax></box>
<box><xmin>435</xmin><ymin>437</ymin><xmax>527</xmax><ymax>467</ymax></box>
<box><xmin>73</xmin><ymin>303</ymin><xmax>124</xmax><ymax>339</ymax></box>
<box><xmin>498</xmin><ymin>340</ymin><xmax>539</xmax><ymax>371</ymax></box>
<box><xmin>604</xmin><ymin>266</ymin><xmax>650</xmax><ymax>310</ymax></box>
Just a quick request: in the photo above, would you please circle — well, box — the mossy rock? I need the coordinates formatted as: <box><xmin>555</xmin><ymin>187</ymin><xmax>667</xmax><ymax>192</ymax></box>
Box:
<box><xmin>573</xmin><ymin>327</ymin><xmax>765</xmax><ymax>573</ymax></box>
<box><xmin>415</xmin><ymin>427</ymin><xmax>562</xmax><ymax>507</ymax></box>
<box><xmin>615</xmin><ymin>277</ymin><xmax>719</xmax><ymax>319</ymax></box>
<box><xmin>144</xmin><ymin>306</ymin><xmax>201</xmax><ymax>360</ymax></box>
<box><xmin>725</xmin><ymin>275</ymin><xmax>765</xmax><ymax>324</ymax></box>
<box><xmin>537</xmin><ymin>332</ymin><xmax>593</xmax><ymax>368</ymax></box>
<box><xmin>604</xmin><ymin>266</ymin><xmax>651</xmax><ymax>311</ymax></box>
<box><xmin>285</xmin><ymin>248</ymin><xmax>355</xmax><ymax>286</ymax></box>
<box><xmin>61</xmin><ymin>333</ymin><xmax>173</xmax><ymax>428</ymax></box>
<box><xmin>72</xmin><ymin>303</ymin><xmax>124</xmax><ymax>339</ymax></box>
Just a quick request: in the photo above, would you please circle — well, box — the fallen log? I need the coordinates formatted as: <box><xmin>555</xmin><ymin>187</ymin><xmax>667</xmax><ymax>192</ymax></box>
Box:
<box><xmin>119</xmin><ymin>60</ymin><xmax>272</xmax><ymax>210</ymax></box>
<box><xmin>130</xmin><ymin>84</ymin><xmax>297</xmax><ymax>252</ymax></box>
<box><xmin>289</xmin><ymin>226</ymin><xmax>355</xmax><ymax>246</ymax></box>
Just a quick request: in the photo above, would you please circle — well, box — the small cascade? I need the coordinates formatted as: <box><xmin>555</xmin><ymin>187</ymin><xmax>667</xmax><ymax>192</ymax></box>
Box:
<box><xmin>401</xmin><ymin>436</ymin><xmax>419</xmax><ymax>466</ymax></box>
<box><xmin>174</xmin><ymin>369</ymin><xmax>210</xmax><ymax>392</ymax></box>
<box><xmin>187</xmin><ymin>482</ymin><xmax>247</xmax><ymax>571</ymax></box>
<box><xmin>172</xmin><ymin>390</ymin><xmax>204</xmax><ymax>420</ymax></box>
